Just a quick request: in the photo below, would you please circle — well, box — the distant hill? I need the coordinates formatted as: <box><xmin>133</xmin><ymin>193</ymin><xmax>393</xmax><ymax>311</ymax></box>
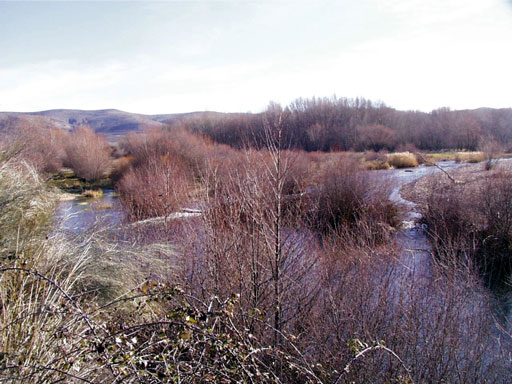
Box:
<box><xmin>0</xmin><ymin>109</ymin><xmax>207</xmax><ymax>141</ymax></box>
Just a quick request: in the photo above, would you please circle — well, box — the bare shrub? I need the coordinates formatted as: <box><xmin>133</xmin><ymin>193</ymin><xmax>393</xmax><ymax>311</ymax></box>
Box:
<box><xmin>0</xmin><ymin>116</ymin><xmax>67</xmax><ymax>173</ymax></box>
<box><xmin>116</xmin><ymin>153</ymin><xmax>192</xmax><ymax>221</ymax></box>
<box><xmin>421</xmin><ymin>170</ymin><xmax>512</xmax><ymax>289</ymax></box>
<box><xmin>421</xmin><ymin>182</ymin><xmax>477</xmax><ymax>266</ymax></box>
<box><xmin>64</xmin><ymin>125</ymin><xmax>111</xmax><ymax>181</ymax></box>
<box><xmin>182</xmin><ymin>110</ymin><xmax>320</xmax><ymax>350</ymax></box>
<box><xmin>119</xmin><ymin>127</ymin><xmax>219</xmax><ymax>178</ymax></box>
<box><xmin>312</xmin><ymin>155</ymin><xmax>398</xmax><ymax>239</ymax></box>
<box><xmin>301</xmin><ymin>228</ymin><xmax>508</xmax><ymax>383</ymax></box>
<box><xmin>109</xmin><ymin>155</ymin><xmax>133</xmax><ymax>184</ymax></box>
<box><xmin>480</xmin><ymin>138</ymin><xmax>504</xmax><ymax>170</ymax></box>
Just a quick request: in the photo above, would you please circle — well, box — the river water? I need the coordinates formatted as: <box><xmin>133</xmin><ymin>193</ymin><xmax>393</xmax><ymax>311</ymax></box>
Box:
<box><xmin>55</xmin><ymin>189</ymin><xmax>124</xmax><ymax>234</ymax></box>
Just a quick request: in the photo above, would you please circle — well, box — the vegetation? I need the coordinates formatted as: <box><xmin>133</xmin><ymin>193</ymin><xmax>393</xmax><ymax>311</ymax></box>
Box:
<box><xmin>0</xmin><ymin>115</ymin><xmax>67</xmax><ymax>173</ymax></box>
<box><xmin>454</xmin><ymin>151</ymin><xmax>485</xmax><ymax>163</ymax></box>
<box><xmin>64</xmin><ymin>125</ymin><xmax>112</xmax><ymax>182</ymax></box>
<box><xmin>421</xmin><ymin>166</ymin><xmax>512</xmax><ymax>291</ymax></box>
<box><xmin>1</xmin><ymin>98</ymin><xmax>512</xmax><ymax>382</ymax></box>
<box><xmin>386</xmin><ymin>152</ymin><xmax>419</xmax><ymax>169</ymax></box>
<box><xmin>173</xmin><ymin>97</ymin><xmax>512</xmax><ymax>153</ymax></box>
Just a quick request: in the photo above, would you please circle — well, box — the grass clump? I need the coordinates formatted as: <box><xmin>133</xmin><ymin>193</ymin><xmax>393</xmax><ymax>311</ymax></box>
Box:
<box><xmin>0</xmin><ymin>161</ymin><xmax>56</xmax><ymax>257</ymax></box>
<box><xmin>82</xmin><ymin>188</ymin><xmax>103</xmax><ymax>198</ymax></box>
<box><xmin>48</xmin><ymin>168</ymin><xmax>112</xmax><ymax>193</ymax></box>
<box><xmin>387</xmin><ymin>152</ymin><xmax>419</xmax><ymax>168</ymax></box>
<box><xmin>365</xmin><ymin>159</ymin><xmax>391</xmax><ymax>170</ymax></box>
<box><xmin>455</xmin><ymin>151</ymin><xmax>485</xmax><ymax>163</ymax></box>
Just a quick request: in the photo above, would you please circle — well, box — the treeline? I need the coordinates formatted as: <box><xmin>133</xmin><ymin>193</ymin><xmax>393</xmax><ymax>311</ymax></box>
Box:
<box><xmin>174</xmin><ymin>97</ymin><xmax>512</xmax><ymax>152</ymax></box>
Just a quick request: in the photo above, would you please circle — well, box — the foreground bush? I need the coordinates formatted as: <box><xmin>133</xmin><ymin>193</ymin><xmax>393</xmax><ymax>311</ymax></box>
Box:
<box><xmin>2</xmin><ymin>155</ymin><xmax>512</xmax><ymax>383</ymax></box>
<box><xmin>421</xmin><ymin>169</ymin><xmax>512</xmax><ymax>290</ymax></box>
<box><xmin>0</xmin><ymin>161</ymin><xmax>318</xmax><ymax>382</ymax></box>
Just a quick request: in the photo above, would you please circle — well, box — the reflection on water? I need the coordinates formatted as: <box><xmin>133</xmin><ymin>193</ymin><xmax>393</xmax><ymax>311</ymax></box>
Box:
<box><xmin>55</xmin><ymin>189</ymin><xmax>124</xmax><ymax>234</ymax></box>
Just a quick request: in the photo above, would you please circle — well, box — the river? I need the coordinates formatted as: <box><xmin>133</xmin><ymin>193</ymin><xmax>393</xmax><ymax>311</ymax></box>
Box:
<box><xmin>55</xmin><ymin>189</ymin><xmax>124</xmax><ymax>234</ymax></box>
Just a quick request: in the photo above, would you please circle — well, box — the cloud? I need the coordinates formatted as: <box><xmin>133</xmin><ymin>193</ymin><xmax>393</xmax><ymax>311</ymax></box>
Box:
<box><xmin>1</xmin><ymin>0</ymin><xmax>511</xmax><ymax>114</ymax></box>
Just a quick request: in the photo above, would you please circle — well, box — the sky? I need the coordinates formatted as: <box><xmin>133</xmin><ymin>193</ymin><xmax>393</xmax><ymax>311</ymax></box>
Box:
<box><xmin>1</xmin><ymin>0</ymin><xmax>511</xmax><ymax>114</ymax></box>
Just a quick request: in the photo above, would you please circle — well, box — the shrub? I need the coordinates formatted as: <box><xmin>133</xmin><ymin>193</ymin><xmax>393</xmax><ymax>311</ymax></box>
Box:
<box><xmin>116</xmin><ymin>153</ymin><xmax>192</xmax><ymax>221</ymax></box>
<box><xmin>387</xmin><ymin>152</ymin><xmax>419</xmax><ymax>168</ymax></box>
<box><xmin>365</xmin><ymin>159</ymin><xmax>391</xmax><ymax>170</ymax></box>
<box><xmin>312</xmin><ymin>155</ymin><xmax>398</xmax><ymax>240</ymax></box>
<box><xmin>304</xmin><ymin>233</ymin><xmax>504</xmax><ymax>383</ymax></box>
<box><xmin>82</xmin><ymin>189</ymin><xmax>103</xmax><ymax>198</ymax></box>
<box><xmin>421</xmin><ymin>170</ymin><xmax>512</xmax><ymax>290</ymax></box>
<box><xmin>0</xmin><ymin>117</ymin><xmax>67</xmax><ymax>173</ymax></box>
<box><xmin>64</xmin><ymin>125</ymin><xmax>112</xmax><ymax>181</ymax></box>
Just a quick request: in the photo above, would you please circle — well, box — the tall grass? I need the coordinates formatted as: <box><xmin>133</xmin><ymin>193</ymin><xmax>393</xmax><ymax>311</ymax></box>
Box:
<box><xmin>386</xmin><ymin>152</ymin><xmax>419</xmax><ymax>168</ymax></box>
<box><xmin>455</xmin><ymin>151</ymin><xmax>485</xmax><ymax>163</ymax></box>
<box><xmin>0</xmin><ymin>161</ymin><xmax>100</xmax><ymax>381</ymax></box>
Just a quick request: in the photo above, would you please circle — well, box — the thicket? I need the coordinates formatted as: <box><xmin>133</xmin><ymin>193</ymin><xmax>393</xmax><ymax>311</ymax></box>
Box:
<box><xmin>2</xmin><ymin>116</ymin><xmax>512</xmax><ymax>382</ymax></box>
<box><xmin>421</xmin><ymin>168</ymin><xmax>512</xmax><ymax>291</ymax></box>
<box><xmin>175</xmin><ymin>97</ymin><xmax>512</xmax><ymax>152</ymax></box>
<box><xmin>0</xmin><ymin>160</ymin><xmax>321</xmax><ymax>382</ymax></box>
<box><xmin>175</xmin><ymin>109</ymin><xmax>511</xmax><ymax>382</ymax></box>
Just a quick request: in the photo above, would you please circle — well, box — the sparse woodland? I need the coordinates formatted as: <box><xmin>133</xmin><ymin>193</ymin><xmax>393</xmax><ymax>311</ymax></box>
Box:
<box><xmin>0</xmin><ymin>99</ymin><xmax>512</xmax><ymax>382</ymax></box>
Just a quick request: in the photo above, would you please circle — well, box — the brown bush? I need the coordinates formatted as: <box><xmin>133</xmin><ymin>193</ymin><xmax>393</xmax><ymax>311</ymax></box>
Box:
<box><xmin>312</xmin><ymin>155</ymin><xmax>398</xmax><ymax>240</ymax></box>
<box><xmin>0</xmin><ymin>116</ymin><xmax>67</xmax><ymax>173</ymax></box>
<box><xmin>119</xmin><ymin>127</ymin><xmax>221</xmax><ymax>178</ymax></box>
<box><xmin>303</xmin><ymin>235</ymin><xmax>504</xmax><ymax>383</ymax></box>
<box><xmin>64</xmin><ymin>125</ymin><xmax>111</xmax><ymax>181</ymax></box>
<box><xmin>421</xmin><ymin>170</ymin><xmax>512</xmax><ymax>289</ymax></box>
<box><xmin>116</xmin><ymin>153</ymin><xmax>192</xmax><ymax>221</ymax></box>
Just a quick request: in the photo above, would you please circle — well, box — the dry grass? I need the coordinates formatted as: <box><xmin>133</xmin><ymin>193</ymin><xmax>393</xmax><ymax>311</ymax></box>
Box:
<box><xmin>387</xmin><ymin>152</ymin><xmax>419</xmax><ymax>168</ymax></box>
<box><xmin>455</xmin><ymin>151</ymin><xmax>485</xmax><ymax>163</ymax></box>
<box><xmin>82</xmin><ymin>188</ymin><xmax>103</xmax><ymax>198</ymax></box>
<box><xmin>365</xmin><ymin>159</ymin><xmax>391</xmax><ymax>170</ymax></box>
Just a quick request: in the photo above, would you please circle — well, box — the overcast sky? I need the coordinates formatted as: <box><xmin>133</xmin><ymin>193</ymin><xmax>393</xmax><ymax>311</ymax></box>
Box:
<box><xmin>1</xmin><ymin>0</ymin><xmax>511</xmax><ymax>114</ymax></box>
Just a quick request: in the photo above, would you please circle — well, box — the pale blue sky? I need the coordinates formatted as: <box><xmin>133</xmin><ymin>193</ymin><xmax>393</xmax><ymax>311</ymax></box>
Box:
<box><xmin>1</xmin><ymin>0</ymin><xmax>512</xmax><ymax>114</ymax></box>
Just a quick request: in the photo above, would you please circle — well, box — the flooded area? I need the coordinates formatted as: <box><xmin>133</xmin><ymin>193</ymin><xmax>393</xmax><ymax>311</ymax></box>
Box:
<box><xmin>377</xmin><ymin>162</ymin><xmax>465</xmax><ymax>281</ymax></box>
<box><xmin>380</xmin><ymin>160</ymin><xmax>462</xmax><ymax>224</ymax></box>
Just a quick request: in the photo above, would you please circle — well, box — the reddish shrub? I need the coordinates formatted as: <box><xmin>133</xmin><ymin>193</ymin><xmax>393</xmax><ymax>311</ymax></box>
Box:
<box><xmin>116</xmin><ymin>153</ymin><xmax>192</xmax><ymax>221</ymax></box>
<box><xmin>64</xmin><ymin>125</ymin><xmax>111</xmax><ymax>181</ymax></box>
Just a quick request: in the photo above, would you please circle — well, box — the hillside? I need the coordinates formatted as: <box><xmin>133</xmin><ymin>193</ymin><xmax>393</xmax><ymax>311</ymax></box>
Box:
<box><xmin>0</xmin><ymin>109</ymin><xmax>204</xmax><ymax>141</ymax></box>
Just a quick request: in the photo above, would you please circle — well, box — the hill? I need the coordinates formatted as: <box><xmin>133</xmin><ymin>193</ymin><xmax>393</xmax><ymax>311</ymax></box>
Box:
<box><xmin>0</xmin><ymin>109</ymin><xmax>205</xmax><ymax>141</ymax></box>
